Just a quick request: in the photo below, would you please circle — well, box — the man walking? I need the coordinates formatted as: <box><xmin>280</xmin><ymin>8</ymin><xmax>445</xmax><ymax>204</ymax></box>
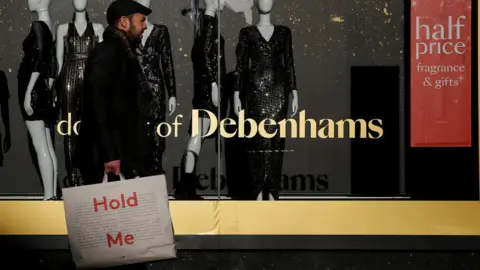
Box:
<box><xmin>76</xmin><ymin>0</ymin><xmax>154</xmax><ymax>186</ymax></box>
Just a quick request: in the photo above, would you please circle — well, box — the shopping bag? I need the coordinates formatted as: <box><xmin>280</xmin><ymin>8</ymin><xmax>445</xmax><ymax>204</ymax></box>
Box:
<box><xmin>62</xmin><ymin>173</ymin><xmax>176</xmax><ymax>269</ymax></box>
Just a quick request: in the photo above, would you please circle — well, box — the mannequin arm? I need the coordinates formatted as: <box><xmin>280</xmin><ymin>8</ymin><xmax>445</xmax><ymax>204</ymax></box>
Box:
<box><xmin>284</xmin><ymin>27</ymin><xmax>298</xmax><ymax>116</ymax></box>
<box><xmin>284</xmin><ymin>27</ymin><xmax>297</xmax><ymax>93</ymax></box>
<box><xmin>48</xmin><ymin>44</ymin><xmax>56</xmax><ymax>90</ymax></box>
<box><xmin>291</xmin><ymin>90</ymin><xmax>298</xmax><ymax>117</ymax></box>
<box><xmin>85</xmin><ymin>46</ymin><xmax>120</xmax><ymax>163</ymax></box>
<box><xmin>233</xmin><ymin>28</ymin><xmax>250</xmax><ymax>115</ymax></box>
<box><xmin>94</xmin><ymin>24</ymin><xmax>105</xmax><ymax>42</ymax></box>
<box><xmin>24</xmin><ymin>72</ymin><xmax>39</xmax><ymax>116</ymax></box>
<box><xmin>202</xmin><ymin>15</ymin><xmax>217</xmax><ymax>84</ymax></box>
<box><xmin>159</xmin><ymin>26</ymin><xmax>177</xmax><ymax>99</ymax></box>
<box><xmin>56</xmin><ymin>25</ymin><xmax>66</xmax><ymax>76</ymax></box>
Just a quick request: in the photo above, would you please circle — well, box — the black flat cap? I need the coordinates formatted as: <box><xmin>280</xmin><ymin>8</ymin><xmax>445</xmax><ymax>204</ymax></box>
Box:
<box><xmin>106</xmin><ymin>0</ymin><xmax>152</xmax><ymax>25</ymax></box>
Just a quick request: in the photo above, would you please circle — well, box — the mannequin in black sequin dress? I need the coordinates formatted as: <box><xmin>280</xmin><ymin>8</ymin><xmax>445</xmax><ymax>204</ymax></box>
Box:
<box><xmin>175</xmin><ymin>0</ymin><xmax>227</xmax><ymax>200</ymax></box>
<box><xmin>233</xmin><ymin>0</ymin><xmax>299</xmax><ymax>200</ymax></box>
<box><xmin>18</xmin><ymin>0</ymin><xmax>59</xmax><ymax>200</ymax></box>
<box><xmin>136</xmin><ymin>21</ymin><xmax>177</xmax><ymax>175</ymax></box>
<box><xmin>56</xmin><ymin>10</ymin><xmax>102</xmax><ymax>186</ymax></box>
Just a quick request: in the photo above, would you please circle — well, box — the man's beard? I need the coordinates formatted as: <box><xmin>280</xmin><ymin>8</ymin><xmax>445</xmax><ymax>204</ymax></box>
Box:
<box><xmin>126</xmin><ymin>25</ymin><xmax>142</xmax><ymax>43</ymax></box>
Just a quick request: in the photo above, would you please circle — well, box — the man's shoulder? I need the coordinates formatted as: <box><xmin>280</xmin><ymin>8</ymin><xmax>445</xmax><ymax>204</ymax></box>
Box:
<box><xmin>90</xmin><ymin>40</ymin><xmax>119</xmax><ymax>56</ymax></box>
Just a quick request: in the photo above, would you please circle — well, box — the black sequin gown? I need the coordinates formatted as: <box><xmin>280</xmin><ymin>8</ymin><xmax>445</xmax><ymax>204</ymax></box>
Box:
<box><xmin>136</xmin><ymin>24</ymin><xmax>177</xmax><ymax>174</ymax></box>
<box><xmin>234</xmin><ymin>25</ymin><xmax>297</xmax><ymax>199</ymax></box>
<box><xmin>18</xmin><ymin>21</ymin><xmax>57</xmax><ymax>125</ymax></box>
<box><xmin>191</xmin><ymin>14</ymin><xmax>226</xmax><ymax>118</ymax></box>
<box><xmin>57</xmin><ymin>22</ymin><xmax>98</xmax><ymax>185</ymax></box>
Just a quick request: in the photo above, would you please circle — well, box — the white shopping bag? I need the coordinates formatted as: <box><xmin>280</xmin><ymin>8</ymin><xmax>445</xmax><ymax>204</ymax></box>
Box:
<box><xmin>62</xmin><ymin>173</ymin><xmax>176</xmax><ymax>269</ymax></box>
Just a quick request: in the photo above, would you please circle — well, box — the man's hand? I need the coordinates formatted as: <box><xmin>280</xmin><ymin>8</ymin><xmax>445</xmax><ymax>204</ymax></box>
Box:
<box><xmin>104</xmin><ymin>160</ymin><xmax>121</xmax><ymax>175</ymax></box>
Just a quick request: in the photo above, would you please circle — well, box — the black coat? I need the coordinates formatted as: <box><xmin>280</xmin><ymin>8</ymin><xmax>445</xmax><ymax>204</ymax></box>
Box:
<box><xmin>75</xmin><ymin>28</ymin><xmax>152</xmax><ymax>180</ymax></box>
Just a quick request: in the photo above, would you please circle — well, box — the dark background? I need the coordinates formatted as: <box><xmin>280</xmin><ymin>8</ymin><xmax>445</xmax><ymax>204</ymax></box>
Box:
<box><xmin>0</xmin><ymin>0</ymin><xmax>405</xmax><ymax>197</ymax></box>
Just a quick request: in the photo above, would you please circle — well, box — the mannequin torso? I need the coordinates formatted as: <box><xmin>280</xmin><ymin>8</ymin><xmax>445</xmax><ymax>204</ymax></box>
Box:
<box><xmin>135</xmin><ymin>0</ymin><xmax>177</xmax><ymax>114</ymax></box>
<box><xmin>56</xmin><ymin>11</ymin><xmax>104</xmax><ymax>73</ymax></box>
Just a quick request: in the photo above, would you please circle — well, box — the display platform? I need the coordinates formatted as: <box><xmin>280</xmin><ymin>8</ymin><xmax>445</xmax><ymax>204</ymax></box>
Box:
<box><xmin>1</xmin><ymin>201</ymin><xmax>480</xmax><ymax>251</ymax></box>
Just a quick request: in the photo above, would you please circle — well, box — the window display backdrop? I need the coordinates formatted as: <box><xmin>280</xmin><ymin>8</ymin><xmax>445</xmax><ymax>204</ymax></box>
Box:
<box><xmin>0</xmin><ymin>0</ymin><xmax>405</xmax><ymax>198</ymax></box>
<box><xmin>0</xmin><ymin>0</ymin><xmax>216</xmax><ymax>196</ymax></box>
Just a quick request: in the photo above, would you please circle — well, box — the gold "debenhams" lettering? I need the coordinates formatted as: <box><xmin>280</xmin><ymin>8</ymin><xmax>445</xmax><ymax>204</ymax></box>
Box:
<box><xmin>191</xmin><ymin>110</ymin><xmax>383</xmax><ymax>139</ymax></box>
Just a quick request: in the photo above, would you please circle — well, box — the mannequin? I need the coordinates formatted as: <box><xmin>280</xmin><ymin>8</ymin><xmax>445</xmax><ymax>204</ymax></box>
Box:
<box><xmin>56</xmin><ymin>0</ymin><xmax>103</xmax><ymax>187</ymax></box>
<box><xmin>19</xmin><ymin>0</ymin><xmax>58</xmax><ymax>200</ymax></box>
<box><xmin>0</xmin><ymin>69</ymin><xmax>11</xmax><ymax>167</ymax></box>
<box><xmin>174</xmin><ymin>0</ymin><xmax>226</xmax><ymax>200</ymax></box>
<box><xmin>134</xmin><ymin>0</ymin><xmax>177</xmax><ymax>175</ymax></box>
<box><xmin>233</xmin><ymin>0</ymin><xmax>298</xmax><ymax>200</ymax></box>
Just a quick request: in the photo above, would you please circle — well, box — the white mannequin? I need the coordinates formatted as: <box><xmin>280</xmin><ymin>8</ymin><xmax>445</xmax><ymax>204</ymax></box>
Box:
<box><xmin>183</xmin><ymin>0</ymin><xmax>225</xmax><ymax>174</ymax></box>
<box><xmin>135</xmin><ymin>0</ymin><xmax>176</xmax><ymax>115</ymax></box>
<box><xmin>233</xmin><ymin>0</ymin><xmax>298</xmax><ymax>200</ymax></box>
<box><xmin>233</xmin><ymin>0</ymin><xmax>298</xmax><ymax>120</ymax></box>
<box><xmin>56</xmin><ymin>0</ymin><xmax>104</xmax><ymax>74</ymax></box>
<box><xmin>25</xmin><ymin>0</ymin><xmax>58</xmax><ymax>200</ymax></box>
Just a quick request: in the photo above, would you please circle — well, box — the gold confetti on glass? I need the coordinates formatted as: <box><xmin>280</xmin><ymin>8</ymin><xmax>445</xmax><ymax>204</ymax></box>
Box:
<box><xmin>330</xmin><ymin>15</ymin><xmax>344</xmax><ymax>23</ymax></box>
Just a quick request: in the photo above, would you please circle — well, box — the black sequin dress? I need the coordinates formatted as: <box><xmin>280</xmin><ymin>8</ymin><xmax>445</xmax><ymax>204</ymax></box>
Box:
<box><xmin>57</xmin><ymin>22</ymin><xmax>98</xmax><ymax>185</ymax></box>
<box><xmin>18</xmin><ymin>21</ymin><xmax>57</xmax><ymax>125</ymax></box>
<box><xmin>234</xmin><ymin>25</ymin><xmax>297</xmax><ymax>199</ymax></box>
<box><xmin>191</xmin><ymin>14</ymin><xmax>226</xmax><ymax>118</ymax></box>
<box><xmin>136</xmin><ymin>24</ymin><xmax>177</xmax><ymax>174</ymax></box>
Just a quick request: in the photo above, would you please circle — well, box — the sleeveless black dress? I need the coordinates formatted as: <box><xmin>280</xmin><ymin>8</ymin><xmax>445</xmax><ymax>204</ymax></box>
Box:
<box><xmin>57</xmin><ymin>22</ymin><xmax>98</xmax><ymax>186</ymax></box>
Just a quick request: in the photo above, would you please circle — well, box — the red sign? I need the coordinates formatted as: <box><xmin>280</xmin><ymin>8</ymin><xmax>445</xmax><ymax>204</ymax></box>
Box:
<box><xmin>410</xmin><ymin>0</ymin><xmax>471</xmax><ymax>147</ymax></box>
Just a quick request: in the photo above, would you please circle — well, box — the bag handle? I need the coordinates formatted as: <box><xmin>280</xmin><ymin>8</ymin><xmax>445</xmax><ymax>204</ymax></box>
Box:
<box><xmin>102</xmin><ymin>172</ymin><xmax>126</xmax><ymax>183</ymax></box>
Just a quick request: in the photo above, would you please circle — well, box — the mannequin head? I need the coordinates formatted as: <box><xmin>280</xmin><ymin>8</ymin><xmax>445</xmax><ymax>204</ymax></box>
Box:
<box><xmin>27</xmin><ymin>0</ymin><xmax>50</xmax><ymax>12</ymax></box>
<box><xmin>135</xmin><ymin>0</ymin><xmax>151</xmax><ymax>8</ymax></box>
<box><xmin>73</xmin><ymin>0</ymin><xmax>87</xmax><ymax>12</ymax></box>
<box><xmin>204</xmin><ymin>0</ymin><xmax>225</xmax><ymax>12</ymax></box>
<box><xmin>254</xmin><ymin>0</ymin><xmax>274</xmax><ymax>14</ymax></box>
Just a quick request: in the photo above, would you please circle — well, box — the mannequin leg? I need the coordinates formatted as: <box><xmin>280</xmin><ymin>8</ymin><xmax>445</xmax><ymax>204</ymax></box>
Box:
<box><xmin>45</xmin><ymin>127</ymin><xmax>58</xmax><ymax>197</ymax></box>
<box><xmin>25</xmin><ymin>120</ymin><xmax>55</xmax><ymax>200</ymax></box>
<box><xmin>185</xmin><ymin>117</ymin><xmax>210</xmax><ymax>173</ymax></box>
<box><xmin>175</xmin><ymin>118</ymin><xmax>210</xmax><ymax>199</ymax></box>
